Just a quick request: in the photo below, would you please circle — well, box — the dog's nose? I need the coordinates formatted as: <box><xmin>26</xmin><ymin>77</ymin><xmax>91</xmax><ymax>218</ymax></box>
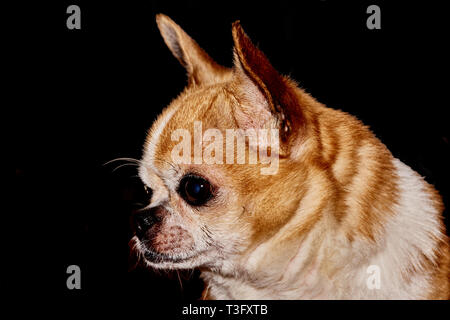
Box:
<box><xmin>133</xmin><ymin>208</ymin><xmax>159</xmax><ymax>238</ymax></box>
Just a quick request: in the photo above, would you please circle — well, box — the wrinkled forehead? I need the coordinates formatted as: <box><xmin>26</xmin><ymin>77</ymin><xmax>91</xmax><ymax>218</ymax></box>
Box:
<box><xmin>141</xmin><ymin>85</ymin><xmax>237</xmax><ymax>173</ymax></box>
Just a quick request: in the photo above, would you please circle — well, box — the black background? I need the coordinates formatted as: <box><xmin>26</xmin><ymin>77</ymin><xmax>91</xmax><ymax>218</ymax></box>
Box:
<box><xmin>12</xmin><ymin>0</ymin><xmax>449</xmax><ymax>308</ymax></box>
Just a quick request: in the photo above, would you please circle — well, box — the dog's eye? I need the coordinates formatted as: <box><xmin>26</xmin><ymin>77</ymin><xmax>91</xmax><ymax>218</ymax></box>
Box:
<box><xmin>178</xmin><ymin>175</ymin><xmax>213</xmax><ymax>206</ymax></box>
<box><xmin>143</xmin><ymin>185</ymin><xmax>152</xmax><ymax>197</ymax></box>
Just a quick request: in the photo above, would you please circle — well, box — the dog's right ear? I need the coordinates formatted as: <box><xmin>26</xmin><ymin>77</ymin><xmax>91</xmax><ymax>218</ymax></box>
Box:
<box><xmin>156</xmin><ymin>14</ymin><xmax>229</xmax><ymax>87</ymax></box>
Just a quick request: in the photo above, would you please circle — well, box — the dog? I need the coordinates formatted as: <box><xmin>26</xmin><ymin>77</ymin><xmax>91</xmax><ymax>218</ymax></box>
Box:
<box><xmin>130</xmin><ymin>14</ymin><xmax>450</xmax><ymax>299</ymax></box>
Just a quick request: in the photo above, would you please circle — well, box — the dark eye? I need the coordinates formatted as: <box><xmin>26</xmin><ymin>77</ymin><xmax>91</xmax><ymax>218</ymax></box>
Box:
<box><xmin>143</xmin><ymin>185</ymin><xmax>152</xmax><ymax>198</ymax></box>
<box><xmin>178</xmin><ymin>175</ymin><xmax>213</xmax><ymax>206</ymax></box>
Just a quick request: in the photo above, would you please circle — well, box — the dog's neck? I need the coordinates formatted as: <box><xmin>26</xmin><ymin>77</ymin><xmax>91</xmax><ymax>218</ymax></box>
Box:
<box><xmin>200</xmin><ymin>158</ymin><xmax>446</xmax><ymax>300</ymax></box>
<box><xmin>200</xmin><ymin>225</ymin><xmax>333</xmax><ymax>299</ymax></box>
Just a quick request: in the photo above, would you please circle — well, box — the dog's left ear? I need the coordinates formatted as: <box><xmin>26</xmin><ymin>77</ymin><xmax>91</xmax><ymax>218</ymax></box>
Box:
<box><xmin>156</xmin><ymin>14</ymin><xmax>229</xmax><ymax>87</ymax></box>
<box><xmin>231</xmin><ymin>21</ymin><xmax>304</xmax><ymax>143</ymax></box>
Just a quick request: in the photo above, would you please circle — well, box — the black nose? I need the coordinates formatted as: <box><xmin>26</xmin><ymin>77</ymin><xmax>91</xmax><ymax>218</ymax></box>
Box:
<box><xmin>133</xmin><ymin>208</ymin><xmax>159</xmax><ymax>239</ymax></box>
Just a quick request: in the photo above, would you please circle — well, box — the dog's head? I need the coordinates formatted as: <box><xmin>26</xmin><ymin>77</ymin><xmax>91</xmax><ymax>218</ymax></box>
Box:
<box><xmin>132</xmin><ymin>14</ymin><xmax>317</xmax><ymax>270</ymax></box>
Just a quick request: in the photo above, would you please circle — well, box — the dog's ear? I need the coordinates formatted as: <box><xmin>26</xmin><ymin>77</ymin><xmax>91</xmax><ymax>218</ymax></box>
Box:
<box><xmin>231</xmin><ymin>21</ymin><xmax>304</xmax><ymax>143</ymax></box>
<box><xmin>156</xmin><ymin>14</ymin><xmax>229</xmax><ymax>87</ymax></box>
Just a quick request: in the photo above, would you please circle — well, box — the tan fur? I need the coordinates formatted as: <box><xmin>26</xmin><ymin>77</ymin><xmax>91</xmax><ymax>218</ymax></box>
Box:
<box><xmin>134</xmin><ymin>14</ymin><xmax>450</xmax><ymax>299</ymax></box>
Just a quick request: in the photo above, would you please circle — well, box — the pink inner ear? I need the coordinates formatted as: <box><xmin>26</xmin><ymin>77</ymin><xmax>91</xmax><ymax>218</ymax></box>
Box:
<box><xmin>234</xmin><ymin>84</ymin><xmax>272</xmax><ymax>130</ymax></box>
<box><xmin>234</xmin><ymin>106</ymin><xmax>272</xmax><ymax>130</ymax></box>
<box><xmin>231</xmin><ymin>60</ymin><xmax>273</xmax><ymax>130</ymax></box>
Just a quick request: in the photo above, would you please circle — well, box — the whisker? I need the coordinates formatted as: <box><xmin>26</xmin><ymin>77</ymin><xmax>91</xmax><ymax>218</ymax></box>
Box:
<box><xmin>104</xmin><ymin>155</ymin><xmax>180</xmax><ymax>175</ymax></box>
<box><xmin>103</xmin><ymin>157</ymin><xmax>143</xmax><ymax>166</ymax></box>
<box><xmin>148</xmin><ymin>157</ymin><xmax>179</xmax><ymax>174</ymax></box>
<box><xmin>176</xmin><ymin>270</ymin><xmax>184</xmax><ymax>292</ymax></box>
<box><xmin>111</xmin><ymin>163</ymin><xmax>139</xmax><ymax>173</ymax></box>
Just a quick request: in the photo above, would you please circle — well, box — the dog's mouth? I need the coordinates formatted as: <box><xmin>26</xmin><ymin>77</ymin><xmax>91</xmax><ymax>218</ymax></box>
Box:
<box><xmin>130</xmin><ymin>236</ymin><xmax>202</xmax><ymax>266</ymax></box>
<box><xmin>142</xmin><ymin>248</ymin><xmax>200</xmax><ymax>264</ymax></box>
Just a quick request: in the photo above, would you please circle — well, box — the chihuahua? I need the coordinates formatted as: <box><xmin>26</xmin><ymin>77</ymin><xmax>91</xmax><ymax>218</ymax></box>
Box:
<box><xmin>130</xmin><ymin>14</ymin><xmax>450</xmax><ymax>299</ymax></box>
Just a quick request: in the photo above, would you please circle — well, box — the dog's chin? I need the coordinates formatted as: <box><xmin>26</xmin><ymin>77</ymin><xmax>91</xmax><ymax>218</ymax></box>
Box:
<box><xmin>130</xmin><ymin>236</ymin><xmax>205</xmax><ymax>269</ymax></box>
<box><xmin>143</xmin><ymin>248</ymin><xmax>200</xmax><ymax>268</ymax></box>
